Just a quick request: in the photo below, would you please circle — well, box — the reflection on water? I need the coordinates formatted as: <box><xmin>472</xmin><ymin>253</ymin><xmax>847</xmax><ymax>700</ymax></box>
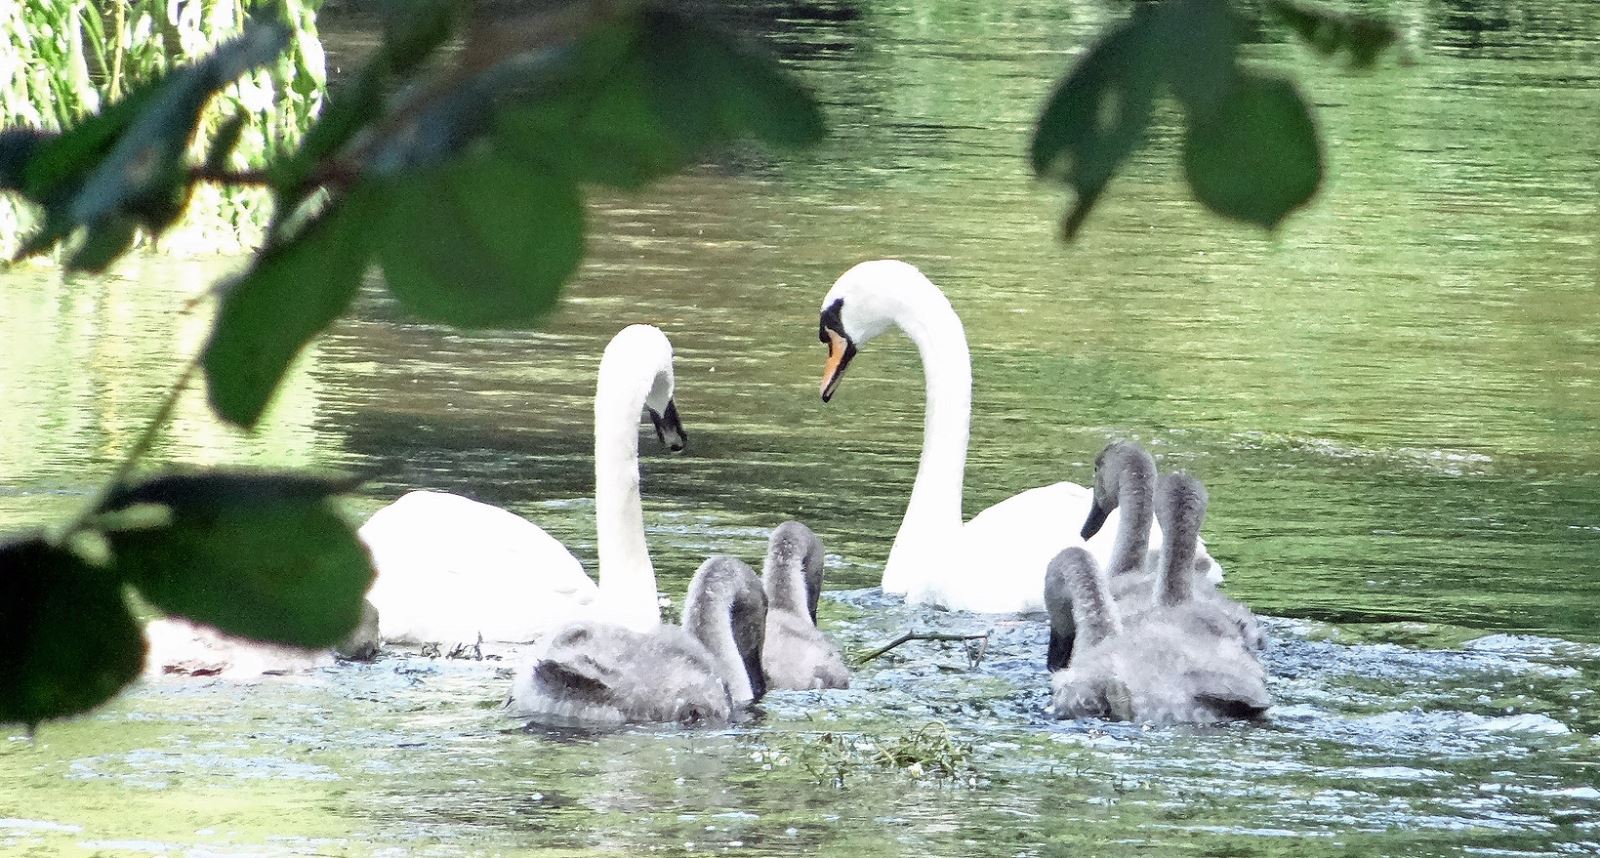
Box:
<box><xmin>0</xmin><ymin>0</ymin><xmax>1596</xmax><ymax>854</ymax></box>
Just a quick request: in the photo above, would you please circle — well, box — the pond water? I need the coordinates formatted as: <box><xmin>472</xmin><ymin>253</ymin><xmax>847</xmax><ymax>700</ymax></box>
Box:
<box><xmin>2</xmin><ymin>0</ymin><xmax>1598</xmax><ymax>855</ymax></box>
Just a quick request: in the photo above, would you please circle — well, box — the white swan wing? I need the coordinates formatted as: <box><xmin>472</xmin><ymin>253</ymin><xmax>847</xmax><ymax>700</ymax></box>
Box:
<box><xmin>361</xmin><ymin>491</ymin><xmax>594</xmax><ymax>644</ymax></box>
<box><xmin>903</xmin><ymin>481</ymin><xmax>1090</xmax><ymax>613</ymax></box>
<box><xmin>907</xmin><ymin>480</ymin><xmax>1221</xmax><ymax>614</ymax></box>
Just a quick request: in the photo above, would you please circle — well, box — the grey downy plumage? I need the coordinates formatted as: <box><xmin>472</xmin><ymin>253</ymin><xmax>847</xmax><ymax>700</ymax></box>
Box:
<box><xmin>1045</xmin><ymin>473</ymin><xmax>1270</xmax><ymax>724</ymax></box>
<box><xmin>1055</xmin><ymin>441</ymin><xmax>1261</xmax><ymax>672</ymax></box>
<box><xmin>508</xmin><ymin>556</ymin><xmax>768</xmax><ymax>728</ymax></box>
<box><xmin>760</xmin><ymin>521</ymin><xmax>850</xmax><ymax>690</ymax></box>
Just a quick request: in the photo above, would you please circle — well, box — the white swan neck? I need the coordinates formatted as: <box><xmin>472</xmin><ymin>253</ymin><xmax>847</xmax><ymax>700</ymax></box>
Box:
<box><xmin>893</xmin><ymin>288</ymin><xmax>972</xmax><ymax>549</ymax></box>
<box><xmin>593</xmin><ymin>365</ymin><xmax>662</xmax><ymax>631</ymax></box>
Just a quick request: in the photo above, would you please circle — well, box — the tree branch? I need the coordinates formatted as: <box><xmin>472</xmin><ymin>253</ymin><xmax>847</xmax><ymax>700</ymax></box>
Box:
<box><xmin>50</xmin><ymin>350</ymin><xmax>205</xmax><ymax>543</ymax></box>
<box><xmin>854</xmin><ymin>630</ymin><xmax>991</xmax><ymax>666</ymax></box>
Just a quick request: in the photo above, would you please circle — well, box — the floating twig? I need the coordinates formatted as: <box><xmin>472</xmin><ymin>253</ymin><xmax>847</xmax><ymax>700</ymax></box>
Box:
<box><xmin>855</xmin><ymin>630</ymin><xmax>991</xmax><ymax>666</ymax></box>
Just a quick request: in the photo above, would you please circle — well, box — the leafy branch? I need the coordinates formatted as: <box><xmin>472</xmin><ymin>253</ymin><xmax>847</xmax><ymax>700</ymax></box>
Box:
<box><xmin>1031</xmin><ymin>0</ymin><xmax>1401</xmax><ymax>238</ymax></box>
<box><xmin>0</xmin><ymin>0</ymin><xmax>827</xmax><ymax>728</ymax></box>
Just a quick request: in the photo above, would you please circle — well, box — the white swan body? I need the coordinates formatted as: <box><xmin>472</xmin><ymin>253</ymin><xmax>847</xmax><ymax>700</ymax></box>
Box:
<box><xmin>817</xmin><ymin>260</ymin><xmax>1220</xmax><ymax>614</ymax></box>
<box><xmin>361</xmin><ymin>324</ymin><xmax>687</xmax><ymax>644</ymax></box>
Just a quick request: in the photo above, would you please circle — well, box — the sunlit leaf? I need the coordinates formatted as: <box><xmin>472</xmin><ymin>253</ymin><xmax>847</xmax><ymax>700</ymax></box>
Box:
<box><xmin>1269</xmin><ymin>0</ymin><xmax>1398</xmax><ymax>68</ymax></box>
<box><xmin>203</xmin><ymin>195</ymin><xmax>372</xmax><ymax>429</ymax></box>
<box><xmin>375</xmin><ymin>153</ymin><xmax>583</xmax><ymax>327</ymax></box>
<box><xmin>101</xmin><ymin>471</ymin><xmax>375</xmax><ymax>649</ymax></box>
<box><xmin>1030</xmin><ymin>14</ymin><xmax>1161</xmax><ymax>239</ymax></box>
<box><xmin>1183</xmin><ymin>72</ymin><xmax>1322</xmax><ymax>229</ymax></box>
<box><xmin>69</xmin><ymin>21</ymin><xmax>291</xmax><ymax>229</ymax></box>
<box><xmin>0</xmin><ymin>535</ymin><xmax>145</xmax><ymax>727</ymax></box>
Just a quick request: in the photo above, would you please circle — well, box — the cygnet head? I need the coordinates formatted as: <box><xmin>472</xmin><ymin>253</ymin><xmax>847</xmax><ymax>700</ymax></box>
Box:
<box><xmin>1043</xmin><ymin>546</ymin><xmax>1121</xmax><ymax>672</ymax></box>
<box><xmin>600</xmin><ymin>324</ymin><xmax>687</xmax><ymax>452</ymax></box>
<box><xmin>1081</xmin><ymin>441</ymin><xmax>1157</xmax><ymax>540</ymax></box>
<box><xmin>763</xmin><ymin>520</ymin><xmax>826</xmax><ymax>624</ymax></box>
<box><xmin>817</xmin><ymin>259</ymin><xmax>942</xmax><ymax>402</ymax></box>
<box><xmin>683</xmin><ymin>555</ymin><xmax>768</xmax><ymax>704</ymax></box>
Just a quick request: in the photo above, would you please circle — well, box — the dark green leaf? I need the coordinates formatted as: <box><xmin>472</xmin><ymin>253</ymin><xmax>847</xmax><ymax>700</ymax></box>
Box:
<box><xmin>267</xmin><ymin>62</ymin><xmax>386</xmax><ymax>232</ymax></box>
<box><xmin>0</xmin><ymin>128</ymin><xmax>53</xmax><ymax>193</ymax></box>
<box><xmin>0</xmin><ymin>535</ymin><xmax>145</xmax><ymax>727</ymax></box>
<box><xmin>66</xmin><ymin>215</ymin><xmax>138</xmax><ymax>273</ymax></box>
<box><xmin>1030</xmin><ymin>15</ymin><xmax>1162</xmax><ymax>239</ymax></box>
<box><xmin>203</xmin><ymin>195</ymin><xmax>371</xmax><ymax>429</ymax></box>
<box><xmin>1157</xmin><ymin>0</ymin><xmax>1240</xmax><ymax>117</ymax></box>
<box><xmin>102</xmin><ymin>470</ymin><xmax>365</xmax><ymax>513</ymax></box>
<box><xmin>204</xmin><ymin>113</ymin><xmax>249</xmax><ymax>174</ymax></box>
<box><xmin>19</xmin><ymin>86</ymin><xmax>161</xmax><ymax>207</ymax></box>
<box><xmin>494</xmin><ymin>19</ymin><xmax>689</xmax><ymax>188</ymax></box>
<box><xmin>1183</xmin><ymin>72</ymin><xmax>1323</xmax><ymax>229</ymax></box>
<box><xmin>13</xmin><ymin>214</ymin><xmax>76</xmax><ymax>263</ymax></box>
<box><xmin>642</xmin><ymin>7</ymin><xmax>825</xmax><ymax>151</ymax></box>
<box><xmin>375</xmin><ymin>153</ymin><xmax>583</xmax><ymax>327</ymax></box>
<box><xmin>362</xmin><ymin>76</ymin><xmax>499</xmax><ymax>177</ymax></box>
<box><xmin>496</xmin><ymin>70</ymin><xmax>690</xmax><ymax>188</ymax></box>
<box><xmin>127</xmin><ymin>183</ymin><xmax>194</xmax><ymax>234</ymax></box>
<box><xmin>10</xmin><ymin>20</ymin><xmax>290</xmax><ymax>261</ymax></box>
<box><xmin>1268</xmin><ymin>0</ymin><xmax>1398</xmax><ymax>68</ymax></box>
<box><xmin>378</xmin><ymin>0</ymin><xmax>461</xmax><ymax>73</ymax></box>
<box><xmin>267</xmin><ymin>0</ymin><xmax>457</xmax><ymax>212</ymax></box>
<box><xmin>101</xmin><ymin>474</ymin><xmax>375</xmax><ymax>649</ymax></box>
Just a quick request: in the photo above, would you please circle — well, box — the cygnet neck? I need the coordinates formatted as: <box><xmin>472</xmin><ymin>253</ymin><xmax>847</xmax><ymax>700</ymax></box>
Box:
<box><xmin>1108</xmin><ymin>456</ymin><xmax>1156</xmax><ymax>576</ymax></box>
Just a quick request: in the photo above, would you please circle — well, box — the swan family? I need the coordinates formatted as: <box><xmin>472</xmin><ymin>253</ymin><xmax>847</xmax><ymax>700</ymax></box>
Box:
<box><xmin>145</xmin><ymin>260</ymin><xmax>1270</xmax><ymax>729</ymax></box>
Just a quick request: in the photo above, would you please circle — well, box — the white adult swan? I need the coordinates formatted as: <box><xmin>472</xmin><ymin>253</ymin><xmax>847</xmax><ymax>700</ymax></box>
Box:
<box><xmin>360</xmin><ymin>324</ymin><xmax>687</xmax><ymax>644</ymax></box>
<box><xmin>816</xmin><ymin>259</ymin><xmax>1220</xmax><ymax>613</ymax></box>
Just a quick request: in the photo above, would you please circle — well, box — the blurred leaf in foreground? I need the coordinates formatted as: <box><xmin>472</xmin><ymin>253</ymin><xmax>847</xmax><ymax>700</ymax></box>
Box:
<box><xmin>1269</xmin><ymin>0</ymin><xmax>1399</xmax><ymax>68</ymax></box>
<box><xmin>101</xmin><ymin>470</ymin><xmax>375</xmax><ymax>650</ymax></box>
<box><xmin>202</xmin><ymin>195</ymin><xmax>372</xmax><ymax>429</ymax></box>
<box><xmin>374</xmin><ymin>152</ymin><xmax>583</xmax><ymax>327</ymax></box>
<box><xmin>0</xmin><ymin>536</ymin><xmax>145</xmax><ymax>728</ymax></box>
<box><xmin>1184</xmin><ymin>72</ymin><xmax>1323</xmax><ymax>229</ymax></box>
